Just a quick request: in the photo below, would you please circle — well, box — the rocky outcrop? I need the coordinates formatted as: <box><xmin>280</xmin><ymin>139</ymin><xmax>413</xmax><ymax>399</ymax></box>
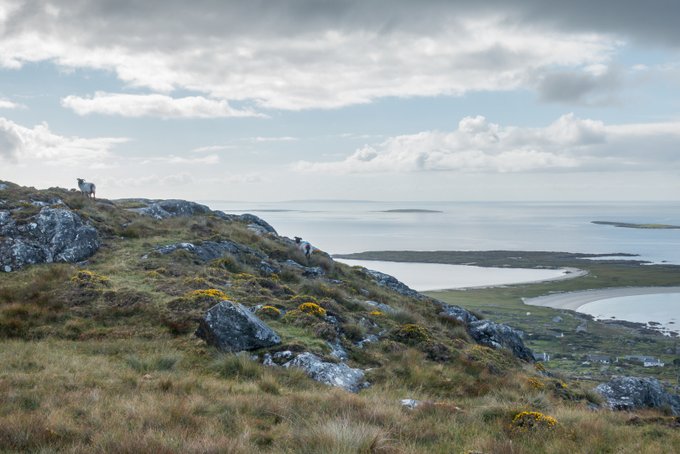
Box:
<box><xmin>153</xmin><ymin>240</ymin><xmax>266</xmax><ymax>262</ymax></box>
<box><xmin>238</xmin><ymin>214</ymin><xmax>277</xmax><ymax>235</ymax></box>
<box><xmin>596</xmin><ymin>376</ymin><xmax>680</xmax><ymax>415</ymax></box>
<box><xmin>363</xmin><ymin>268</ymin><xmax>424</xmax><ymax>299</ymax></box>
<box><xmin>126</xmin><ymin>199</ymin><xmax>213</xmax><ymax>219</ymax></box>
<box><xmin>439</xmin><ymin>304</ymin><xmax>479</xmax><ymax>325</ymax></box>
<box><xmin>283</xmin><ymin>352</ymin><xmax>367</xmax><ymax>393</ymax></box>
<box><xmin>0</xmin><ymin>207</ymin><xmax>100</xmax><ymax>272</ymax></box>
<box><xmin>468</xmin><ymin>320</ymin><xmax>534</xmax><ymax>362</ymax></box>
<box><xmin>283</xmin><ymin>259</ymin><xmax>324</xmax><ymax>277</ymax></box>
<box><xmin>195</xmin><ymin>301</ymin><xmax>281</xmax><ymax>352</ymax></box>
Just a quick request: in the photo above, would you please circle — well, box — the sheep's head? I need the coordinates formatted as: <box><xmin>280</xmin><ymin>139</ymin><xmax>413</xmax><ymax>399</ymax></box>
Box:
<box><xmin>77</xmin><ymin>178</ymin><xmax>84</xmax><ymax>184</ymax></box>
<box><xmin>294</xmin><ymin>236</ymin><xmax>302</xmax><ymax>244</ymax></box>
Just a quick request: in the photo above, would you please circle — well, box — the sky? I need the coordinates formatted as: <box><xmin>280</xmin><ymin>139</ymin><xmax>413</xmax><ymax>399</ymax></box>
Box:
<box><xmin>0</xmin><ymin>0</ymin><xmax>679</xmax><ymax>202</ymax></box>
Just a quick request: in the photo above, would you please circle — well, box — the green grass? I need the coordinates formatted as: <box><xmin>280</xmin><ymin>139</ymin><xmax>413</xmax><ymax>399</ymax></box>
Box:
<box><xmin>3</xmin><ymin>181</ymin><xmax>680</xmax><ymax>452</ymax></box>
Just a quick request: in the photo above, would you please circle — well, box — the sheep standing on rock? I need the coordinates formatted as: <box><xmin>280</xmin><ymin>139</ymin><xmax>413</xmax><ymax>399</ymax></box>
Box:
<box><xmin>76</xmin><ymin>178</ymin><xmax>96</xmax><ymax>199</ymax></box>
<box><xmin>294</xmin><ymin>236</ymin><xmax>314</xmax><ymax>259</ymax></box>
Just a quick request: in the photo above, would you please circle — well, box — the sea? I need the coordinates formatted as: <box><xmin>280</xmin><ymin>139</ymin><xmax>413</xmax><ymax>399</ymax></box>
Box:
<box><xmin>205</xmin><ymin>200</ymin><xmax>680</xmax><ymax>325</ymax></box>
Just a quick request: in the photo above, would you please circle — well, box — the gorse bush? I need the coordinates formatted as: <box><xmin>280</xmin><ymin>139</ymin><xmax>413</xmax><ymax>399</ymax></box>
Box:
<box><xmin>298</xmin><ymin>302</ymin><xmax>326</xmax><ymax>317</ymax></box>
<box><xmin>511</xmin><ymin>411</ymin><xmax>558</xmax><ymax>431</ymax></box>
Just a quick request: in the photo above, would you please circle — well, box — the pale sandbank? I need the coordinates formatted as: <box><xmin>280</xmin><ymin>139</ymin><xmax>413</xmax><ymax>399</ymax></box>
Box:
<box><xmin>524</xmin><ymin>286</ymin><xmax>680</xmax><ymax>311</ymax></box>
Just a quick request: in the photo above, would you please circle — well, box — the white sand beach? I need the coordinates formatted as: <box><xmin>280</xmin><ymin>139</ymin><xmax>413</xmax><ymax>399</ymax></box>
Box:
<box><xmin>524</xmin><ymin>286</ymin><xmax>680</xmax><ymax>310</ymax></box>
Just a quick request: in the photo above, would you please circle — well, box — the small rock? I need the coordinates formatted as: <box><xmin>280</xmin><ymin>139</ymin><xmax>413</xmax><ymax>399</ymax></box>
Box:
<box><xmin>283</xmin><ymin>352</ymin><xmax>368</xmax><ymax>393</ymax></box>
<box><xmin>400</xmin><ymin>399</ymin><xmax>421</xmax><ymax>410</ymax></box>
<box><xmin>327</xmin><ymin>340</ymin><xmax>349</xmax><ymax>360</ymax></box>
<box><xmin>364</xmin><ymin>300</ymin><xmax>396</xmax><ymax>314</ymax></box>
<box><xmin>439</xmin><ymin>304</ymin><xmax>478</xmax><ymax>324</ymax></box>
<box><xmin>363</xmin><ymin>268</ymin><xmax>424</xmax><ymax>299</ymax></box>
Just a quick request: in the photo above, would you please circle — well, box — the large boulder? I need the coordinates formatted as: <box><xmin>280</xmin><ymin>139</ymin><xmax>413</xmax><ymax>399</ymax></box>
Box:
<box><xmin>595</xmin><ymin>376</ymin><xmax>680</xmax><ymax>415</ymax></box>
<box><xmin>196</xmin><ymin>301</ymin><xmax>281</xmax><ymax>352</ymax></box>
<box><xmin>468</xmin><ymin>320</ymin><xmax>534</xmax><ymax>362</ymax></box>
<box><xmin>363</xmin><ymin>268</ymin><xmax>424</xmax><ymax>299</ymax></box>
<box><xmin>0</xmin><ymin>207</ymin><xmax>100</xmax><ymax>272</ymax></box>
<box><xmin>283</xmin><ymin>352</ymin><xmax>367</xmax><ymax>393</ymax></box>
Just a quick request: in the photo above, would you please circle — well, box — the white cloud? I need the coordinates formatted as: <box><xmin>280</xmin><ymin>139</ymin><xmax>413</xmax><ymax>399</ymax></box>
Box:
<box><xmin>61</xmin><ymin>92</ymin><xmax>264</xmax><ymax>118</ymax></box>
<box><xmin>0</xmin><ymin>116</ymin><xmax>127</xmax><ymax>164</ymax></box>
<box><xmin>136</xmin><ymin>154</ymin><xmax>220</xmax><ymax>165</ymax></box>
<box><xmin>295</xmin><ymin>114</ymin><xmax>680</xmax><ymax>174</ymax></box>
<box><xmin>251</xmin><ymin>136</ymin><xmax>298</xmax><ymax>142</ymax></box>
<box><xmin>0</xmin><ymin>2</ymin><xmax>621</xmax><ymax>111</ymax></box>
<box><xmin>0</xmin><ymin>99</ymin><xmax>23</xmax><ymax>109</ymax></box>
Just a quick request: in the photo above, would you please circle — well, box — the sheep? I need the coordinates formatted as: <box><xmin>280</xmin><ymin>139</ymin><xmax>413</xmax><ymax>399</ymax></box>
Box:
<box><xmin>294</xmin><ymin>236</ymin><xmax>314</xmax><ymax>259</ymax></box>
<box><xmin>76</xmin><ymin>178</ymin><xmax>96</xmax><ymax>199</ymax></box>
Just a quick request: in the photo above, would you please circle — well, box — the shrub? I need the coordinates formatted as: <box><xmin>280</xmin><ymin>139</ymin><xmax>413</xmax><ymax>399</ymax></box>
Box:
<box><xmin>369</xmin><ymin>310</ymin><xmax>384</xmax><ymax>317</ymax></box>
<box><xmin>185</xmin><ymin>288</ymin><xmax>229</xmax><ymax>301</ymax></box>
<box><xmin>258</xmin><ymin>305</ymin><xmax>282</xmax><ymax>318</ymax></box>
<box><xmin>511</xmin><ymin>411</ymin><xmax>558</xmax><ymax>431</ymax></box>
<box><xmin>391</xmin><ymin>324</ymin><xmax>430</xmax><ymax>345</ymax></box>
<box><xmin>527</xmin><ymin>377</ymin><xmax>546</xmax><ymax>390</ymax></box>
<box><xmin>298</xmin><ymin>302</ymin><xmax>326</xmax><ymax>317</ymax></box>
<box><xmin>70</xmin><ymin>270</ymin><xmax>110</xmax><ymax>288</ymax></box>
<box><xmin>211</xmin><ymin>256</ymin><xmax>242</xmax><ymax>273</ymax></box>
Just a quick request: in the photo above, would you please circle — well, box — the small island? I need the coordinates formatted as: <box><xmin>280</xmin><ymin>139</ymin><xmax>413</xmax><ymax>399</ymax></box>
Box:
<box><xmin>379</xmin><ymin>209</ymin><xmax>443</xmax><ymax>213</ymax></box>
<box><xmin>592</xmin><ymin>221</ymin><xmax>680</xmax><ymax>230</ymax></box>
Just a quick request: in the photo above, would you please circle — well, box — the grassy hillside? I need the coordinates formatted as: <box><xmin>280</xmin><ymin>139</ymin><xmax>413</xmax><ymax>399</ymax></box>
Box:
<box><xmin>2</xmin><ymin>182</ymin><xmax>680</xmax><ymax>453</ymax></box>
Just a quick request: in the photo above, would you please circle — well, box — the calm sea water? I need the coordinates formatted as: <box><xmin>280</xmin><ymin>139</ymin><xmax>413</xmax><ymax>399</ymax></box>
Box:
<box><xmin>579</xmin><ymin>293</ymin><xmax>680</xmax><ymax>332</ymax></box>
<box><xmin>207</xmin><ymin>200</ymin><xmax>680</xmax><ymax>263</ymax></box>
<box><xmin>206</xmin><ymin>200</ymin><xmax>680</xmax><ymax>325</ymax></box>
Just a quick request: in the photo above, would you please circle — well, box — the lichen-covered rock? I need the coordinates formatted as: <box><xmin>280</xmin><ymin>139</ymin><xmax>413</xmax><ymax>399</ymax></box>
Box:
<box><xmin>153</xmin><ymin>240</ymin><xmax>266</xmax><ymax>262</ymax></box>
<box><xmin>0</xmin><ymin>207</ymin><xmax>100</xmax><ymax>272</ymax></box>
<box><xmin>363</xmin><ymin>268</ymin><xmax>424</xmax><ymax>299</ymax></box>
<box><xmin>128</xmin><ymin>199</ymin><xmax>213</xmax><ymax>219</ymax></box>
<box><xmin>239</xmin><ymin>214</ymin><xmax>277</xmax><ymax>235</ymax></box>
<box><xmin>195</xmin><ymin>301</ymin><xmax>281</xmax><ymax>352</ymax></box>
<box><xmin>468</xmin><ymin>320</ymin><xmax>534</xmax><ymax>362</ymax></box>
<box><xmin>283</xmin><ymin>259</ymin><xmax>324</xmax><ymax>277</ymax></box>
<box><xmin>283</xmin><ymin>352</ymin><xmax>368</xmax><ymax>393</ymax></box>
<box><xmin>364</xmin><ymin>300</ymin><xmax>396</xmax><ymax>314</ymax></box>
<box><xmin>439</xmin><ymin>304</ymin><xmax>479</xmax><ymax>324</ymax></box>
<box><xmin>595</xmin><ymin>376</ymin><xmax>680</xmax><ymax>415</ymax></box>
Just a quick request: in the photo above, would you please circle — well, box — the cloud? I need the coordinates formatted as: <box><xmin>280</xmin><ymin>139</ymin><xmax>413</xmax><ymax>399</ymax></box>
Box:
<box><xmin>136</xmin><ymin>154</ymin><xmax>220</xmax><ymax>165</ymax></box>
<box><xmin>535</xmin><ymin>66</ymin><xmax>622</xmax><ymax>104</ymax></box>
<box><xmin>0</xmin><ymin>98</ymin><xmax>24</xmax><ymax>109</ymax></box>
<box><xmin>61</xmin><ymin>92</ymin><xmax>264</xmax><ymax>118</ymax></box>
<box><xmin>295</xmin><ymin>113</ymin><xmax>680</xmax><ymax>174</ymax></box>
<box><xmin>0</xmin><ymin>1</ymin><xmax>628</xmax><ymax>111</ymax></box>
<box><xmin>0</xmin><ymin>117</ymin><xmax>127</xmax><ymax>164</ymax></box>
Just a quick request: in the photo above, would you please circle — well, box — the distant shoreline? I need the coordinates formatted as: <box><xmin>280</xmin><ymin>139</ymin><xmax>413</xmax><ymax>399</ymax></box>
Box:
<box><xmin>378</xmin><ymin>209</ymin><xmax>443</xmax><ymax>213</ymax></box>
<box><xmin>592</xmin><ymin>220</ymin><xmax>680</xmax><ymax>230</ymax></box>
<box><xmin>524</xmin><ymin>286</ymin><xmax>680</xmax><ymax>311</ymax></box>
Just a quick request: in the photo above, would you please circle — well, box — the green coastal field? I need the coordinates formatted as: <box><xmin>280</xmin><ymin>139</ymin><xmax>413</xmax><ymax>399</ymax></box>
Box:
<box><xmin>338</xmin><ymin>250</ymin><xmax>680</xmax><ymax>384</ymax></box>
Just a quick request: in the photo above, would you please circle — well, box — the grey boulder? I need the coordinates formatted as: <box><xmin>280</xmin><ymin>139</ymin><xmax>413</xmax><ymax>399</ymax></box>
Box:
<box><xmin>468</xmin><ymin>320</ymin><xmax>534</xmax><ymax>362</ymax></box>
<box><xmin>153</xmin><ymin>240</ymin><xmax>266</xmax><ymax>262</ymax></box>
<box><xmin>439</xmin><ymin>304</ymin><xmax>479</xmax><ymax>324</ymax></box>
<box><xmin>283</xmin><ymin>352</ymin><xmax>368</xmax><ymax>393</ymax></box>
<box><xmin>363</xmin><ymin>268</ymin><xmax>423</xmax><ymax>299</ymax></box>
<box><xmin>196</xmin><ymin>301</ymin><xmax>281</xmax><ymax>352</ymax></box>
<box><xmin>595</xmin><ymin>376</ymin><xmax>680</xmax><ymax>415</ymax></box>
<box><xmin>126</xmin><ymin>199</ymin><xmax>213</xmax><ymax>219</ymax></box>
<box><xmin>0</xmin><ymin>207</ymin><xmax>100</xmax><ymax>272</ymax></box>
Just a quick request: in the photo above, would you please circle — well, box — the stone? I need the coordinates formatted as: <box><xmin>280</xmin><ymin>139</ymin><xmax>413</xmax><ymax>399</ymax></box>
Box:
<box><xmin>363</xmin><ymin>268</ymin><xmax>424</xmax><ymax>299</ymax></box>
<box><xmin>283</xmin><ymin>352</ymin><xmax>368</xmax><ymax>393</ymax></box>
<box><xmin>468</xmin><ymin>320</ymin><xmax>534</xmax><ymax>362</ymax></box>
<box><xmin>0</xmin><ymin>183</ymin><xmax>7</xmax><ymax>190</ymax></box>
<box><xmin>400</xmin><ymin>399</ymin><xmax>422</xmax><ymax>410</ymax></box>
<box><xmin>283</xmin><ymin>259</ymin><xmax>324</xmax><ymax>277</ymax></box>
<box><xmin>0</xmin><ymin>207</ymin><xmax>100</xmax><ymax>272</ymax></box>
<box><xmin>153</xmin><ymin>240</ymin><xmax>266</xmax><ymax>262</ymax></box>
<box><xmin>364</xmin><ymin>300</ymin><xmax>396</xmax><ymax>314</ymax></box>
<box><xmin>238</xmin><ymin>214</ymin><xmax>277</xmax><ymax>234</ymax></box>
<box><xmin>327</xmin><ymin>340</ymin><xmax>349</xmax><ymax>360</ymax></box>
<box><xmin>552</xmin><ymin>316</ymin><xmax>563</xmax><ymax>323</ymax></box>
<box><xmin>595</xmin><ymin>376</ymin><xmax>680</xmax><ymax>415</ymax></box>
<box><xmin>129</xmin><ymin>199</ymin><xmax>213</xmax><ymax>219</ymax></box>
<box><xmin>439</xmin><ymin>304</ymin><xmax>479</xmax><ymax>324</ymax></box>
<box><xmin>195</xmin><ymin>301</ymin><xmax>281</xmax><ymax>352</ymax></box>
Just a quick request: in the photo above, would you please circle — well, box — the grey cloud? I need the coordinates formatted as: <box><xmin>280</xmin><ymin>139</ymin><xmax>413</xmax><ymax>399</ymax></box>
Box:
<box><xmin>536</xmin><ymin>68</ymin><xmax>622</xmax><ymax>105</ymax></box>
<box><xmin>0</xmin><ymin>120</ymin><xmax>22</xmax><ymax>161</ymax></box>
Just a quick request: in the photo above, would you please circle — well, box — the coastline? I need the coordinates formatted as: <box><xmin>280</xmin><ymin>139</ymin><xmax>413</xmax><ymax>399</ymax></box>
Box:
<box><xmin>523</xmin><ymin>286</ymin><xmax>680</xmax><ymax>311</ymax></box>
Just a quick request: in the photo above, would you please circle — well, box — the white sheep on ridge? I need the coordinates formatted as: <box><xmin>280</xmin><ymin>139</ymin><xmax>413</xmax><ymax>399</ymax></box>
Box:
<box><xmin>294</xmin><ymin>236</ymin><xmax>314</xmax><ymax>259</ymax></box>
<box><xmin>77</xmin><ymin>178</ymin><xmax>96</xmax><ymax>199</ymax></box>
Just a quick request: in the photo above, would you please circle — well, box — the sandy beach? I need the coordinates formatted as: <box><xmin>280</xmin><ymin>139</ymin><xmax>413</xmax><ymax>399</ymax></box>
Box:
<box><xmin>524</xmin><ymin>286</ymin><xmax>680</xmax><ymax>310</ymax></box>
